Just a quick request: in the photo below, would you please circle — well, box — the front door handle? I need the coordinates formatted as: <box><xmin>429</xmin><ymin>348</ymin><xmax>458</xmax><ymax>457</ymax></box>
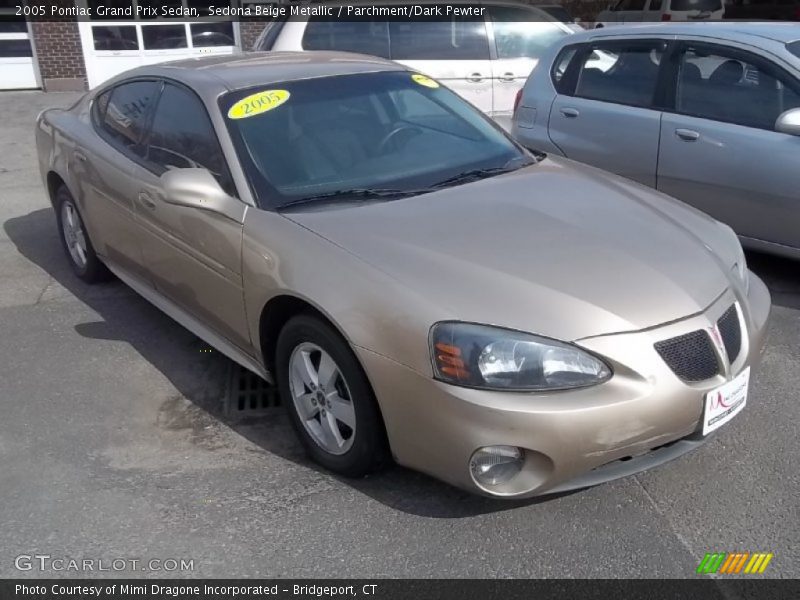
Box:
<box><xmin>466</xmin><ymin>73</ymin><xmax>484</xmax><ymax>83</ymax></box>
<box><xmin>560</xmin><ymin>107</ymin><xmax>580</xmax><ymax>118</ymax></box>
<box><xmin>137</xmin><ymin>191</ymin><xmax>156</xmax><ymax>210</ymax></box>
<box><xmin>498</xmin><ymin>72</ymin><xmax>515</xmax><ymax>82</ymax></box>
<box><xmin>74</xmin><ymin>151</ymin><xmax>87</xmax><ymax>162</ymax></box>
<box><xmin>675</xmin><ymin>128</ymin><xmax>700</xmax><ymax>142</ymax></box>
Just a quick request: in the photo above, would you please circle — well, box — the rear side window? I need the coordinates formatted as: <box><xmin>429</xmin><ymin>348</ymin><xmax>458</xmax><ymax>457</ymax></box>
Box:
<box><xmin>302</xmin><ymin>19</ymin><xmax>390</xmax><ymax>58</ymax></box>
<box><xmin>669</xmin><ymin>0</ymin><xmax>722</xmax><ymax>10</ymax></box>
<box><xmin>488</xmin><ymin>6</ymin><xmax>568</xmax><ymax>60</ymax></box>
<box><xmin>551</xmin><ymin>46</ymin><xmax>578</xmax><ymax>92</ymax></box>
<box><xmin>145</xmin><ymin>82</ymin><xmax>234</xmax><ymax>195</ymax></box>
<box><xmin>389</xmin><ymin>18</ymin><xmax>489</xmax><ymax>60</ymax></box>
<box><xmin>101</xmin><ymin>80</ymin><xmax>159</xmax><ymax>152</ymax></box>
<box><xmin>574</xmin><ymin>41</ymin><xmax>665</xmax><ymax>108</ymax></box>
<box><xmin>789</xmin><ymin>41</ymin><xmax>800</xmax><ymax>60</ymax></box>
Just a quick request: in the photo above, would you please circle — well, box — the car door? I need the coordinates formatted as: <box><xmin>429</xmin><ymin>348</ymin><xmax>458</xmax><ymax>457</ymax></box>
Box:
<box><xmin>548</xmin><ymin>39</ymin><xmax>668</xmax><ymax>186</ymax></box>
<box><xmin>486</xmin><ymin>5</ymin><xmax>571</xmax><ymax>123</ymax></box>
<box><xmin>657</xmin><ymin>41</ymin><xmax>800</xmax><ymax>249</ymax></box>
<box><xmin>80</xmin><ymin>80</ymin><xmax>159</xmax><ymax>282</ymax></box>
<box><xmin>131</xmin><ymin>81</ymin><xmax>251</xmax><ymax>351</ymax></box>
<box><xmin>388</xmin><ymin>17</ymin><xmax>493</xmax><ymax>114</ymax></box>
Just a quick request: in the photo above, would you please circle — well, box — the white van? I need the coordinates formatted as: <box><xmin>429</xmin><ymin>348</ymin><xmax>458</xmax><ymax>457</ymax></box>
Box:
<box><xmin>595</xmin><ymin>0</ymin><xmax>725</xmax><ymax>25</ymax></box>
<box><xmin>253</xmin><ymin>1</ymin><xmax>576</xmax><ymax>127</ymax></box>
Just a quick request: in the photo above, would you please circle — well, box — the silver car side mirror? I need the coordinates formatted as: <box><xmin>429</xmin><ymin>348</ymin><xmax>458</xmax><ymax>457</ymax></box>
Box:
<box><xmin>775</xmin><ymin>108</ymin><xmax>800</xmax><ymax>137</ymax></box>
<box><xmin>161</xmin><ymin>168</ymin><xmax>245</xmax><ymax>223</ymax></box>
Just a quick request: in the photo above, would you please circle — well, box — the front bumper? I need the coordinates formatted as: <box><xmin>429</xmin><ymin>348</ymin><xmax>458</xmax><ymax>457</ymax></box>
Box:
<box><xmin>357</xmin><ymin>274</ymin><xmax>770</xmax><ymax>498</ymax></box>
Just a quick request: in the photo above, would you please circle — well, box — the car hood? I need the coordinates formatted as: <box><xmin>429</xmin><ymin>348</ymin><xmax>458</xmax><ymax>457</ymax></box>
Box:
<box><xmin>283</xmin><ymin>157</ymin><xmax>735</xmax><ymax>341</ymax></box>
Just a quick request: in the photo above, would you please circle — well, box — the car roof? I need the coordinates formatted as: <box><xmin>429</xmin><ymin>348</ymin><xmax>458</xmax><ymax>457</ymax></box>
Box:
<box><xmin>110</xmin><ymin>51</ymin><xmax>405</xmax><ymax>96</ymax></box>
<box><xmin>580</xmin><ymin>23</ymin><xmax>800</xmax><ymax>45</ymax></box>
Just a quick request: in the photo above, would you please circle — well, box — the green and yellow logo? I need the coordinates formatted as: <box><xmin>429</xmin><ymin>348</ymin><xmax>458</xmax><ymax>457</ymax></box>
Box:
<box><xmin>697</xmin><ymin>552</ymin><xmax>773</xmax><ymax>575</ymax></box>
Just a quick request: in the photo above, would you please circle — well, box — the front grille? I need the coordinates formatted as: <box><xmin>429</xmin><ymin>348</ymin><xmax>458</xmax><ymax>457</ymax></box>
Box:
<box><xmin>655</xmin><ymin>329</ymin><xmax>720</xmax><ymax>382</ymax></box>
<box><xmin>717</xmin><ymin>304</ymin><xmax>742</xmax><ymax>364</ymax></box>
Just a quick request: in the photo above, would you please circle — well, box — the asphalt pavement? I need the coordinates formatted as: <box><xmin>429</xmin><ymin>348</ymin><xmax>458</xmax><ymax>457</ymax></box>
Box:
<box><xmin>0</xmin><ymin>91</ymin><xmax>798</xmax><ymax>580</ymax></box>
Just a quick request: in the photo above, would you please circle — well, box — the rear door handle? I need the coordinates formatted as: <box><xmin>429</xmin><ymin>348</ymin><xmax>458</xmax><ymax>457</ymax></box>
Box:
<box><xmin>137</xmin><ymin>190</ymin><xmax>156</xmax><ymax>210</ymax></box>
<box><xmin>466</xmin><ymin>73</ymin><xmax>484</xmax><ymax>83</ymax></box>
<box><xmin>498</xmin><ymin>72</ymin><xmax>515</xmax><ymax>83</ymax></box>
<box><xmin>675</xmin><ymin>128</ymin><xmax>700</xmax><ymax>141</ymax></box>
<box><xmin>74</xmin><ymin>151</ymin><xmax>87</xmax><ymax>162</ymax></box>
<box><xmin>560</xmin><ymin>107</ymin><xmax>580</xmax><ymax>118</ymax></box>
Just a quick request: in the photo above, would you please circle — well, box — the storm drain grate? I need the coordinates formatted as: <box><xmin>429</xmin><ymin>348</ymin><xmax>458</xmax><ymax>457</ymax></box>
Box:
<box><xmin>226</xmin><ymin>364</ymin><xmax>281</xmax><ymax>416</ymax></box>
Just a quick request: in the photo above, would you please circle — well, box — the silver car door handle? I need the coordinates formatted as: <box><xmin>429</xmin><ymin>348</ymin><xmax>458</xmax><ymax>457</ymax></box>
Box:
<box><xmin>560</xmin><ymin>107</ymin><xmax>580</xmax><ymax>118</ymax></box>
<box><xmin>498</xmin><ymin>72</ymin><xmax>515</xmax><ymax>82</ymax></box>
<box><xmin>138</xmin><ymin>191</ymin><xmax>157</xmax><ymax>210</ymax></box>
<box><xmin>675</xmin><ymin>128</ymin><xmax>700</xmax><ymax>141</ymax></box>
<box><xmin>466</xmin><ymin>73</ymin><xmax>484</xmax><ymax>83</ymax></box>
<box><xmin>74</xmin><ymin>150</ymin><xmax>87</xmax><ymax>162</ymax></box>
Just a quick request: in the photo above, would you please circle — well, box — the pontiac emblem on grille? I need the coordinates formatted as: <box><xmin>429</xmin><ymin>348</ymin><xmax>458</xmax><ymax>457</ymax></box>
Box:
<box><xmin>708</xmin><ymin>324</ymin><xmax>727</xmax><ymax>362</ymax></box>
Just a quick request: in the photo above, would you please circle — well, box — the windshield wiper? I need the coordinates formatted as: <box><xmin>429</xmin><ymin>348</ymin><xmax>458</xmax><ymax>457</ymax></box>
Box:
<box><xmin>429</xmin><ymin>158</ymin><xmax>535</xmax><ymax>190</ymax></box>
<box><xmin>278</xmin><ymin>188</ymin><xmax>420</xmax><ymax>210</ymax></box>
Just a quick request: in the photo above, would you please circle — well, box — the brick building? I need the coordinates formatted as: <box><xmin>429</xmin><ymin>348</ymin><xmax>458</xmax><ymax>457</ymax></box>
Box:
<box><xmin>0</xmin><ymin>0</ymin><xmax>271</xmax><ymax>91</ymax></box>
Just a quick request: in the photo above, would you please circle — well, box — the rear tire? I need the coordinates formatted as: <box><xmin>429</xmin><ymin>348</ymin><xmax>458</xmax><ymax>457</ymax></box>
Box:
<box><xmin>276</xmin><ymin>314</ymin><xmax>388</xmax><ymax>477</ymax></box>
<box><xmin>54</xmin><ymin>185</ymin><xmax>110</xmax><ymax>284</ymax></box>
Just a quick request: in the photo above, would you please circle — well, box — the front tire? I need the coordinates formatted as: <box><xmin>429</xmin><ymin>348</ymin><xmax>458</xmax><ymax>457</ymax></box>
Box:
<box><xmin>275</xmin><ymin>314</ymin><xmax>388</xmax><ymax>477</ymax></box>
<box><xmin>54</xmin><ymin>185</ymin><xmax>110</xmax><ymax>283</ymax></box>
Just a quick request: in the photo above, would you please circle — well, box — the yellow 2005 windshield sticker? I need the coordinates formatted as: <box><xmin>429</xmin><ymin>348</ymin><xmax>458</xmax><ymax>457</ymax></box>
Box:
<box><xmin>411</xmin><ymin>74</ymin><xmax>440</xmax><ymax>89</ymax></box>
<box><xmin>228</xmin><ymin>90</ymin><xmax>290</xmax><ymax>119</ymax></box>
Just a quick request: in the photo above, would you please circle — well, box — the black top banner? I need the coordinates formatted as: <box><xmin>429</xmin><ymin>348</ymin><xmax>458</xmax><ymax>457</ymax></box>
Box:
<box><xmin>2</xmin><ymin>579</ymin><xmax>800</xmax><ymax>600</ymax></box>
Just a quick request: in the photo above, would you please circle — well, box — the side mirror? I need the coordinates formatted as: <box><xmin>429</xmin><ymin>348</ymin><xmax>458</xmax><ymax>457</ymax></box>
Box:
<box><xmin>161</xmin><ymin>168</ymin><xmax>244</xmax><ymax>223</ymax></box>
<box><xmin>775</xmin><ymin>107</ymin><xmax>800</xmax><ymax>137</ymax></box>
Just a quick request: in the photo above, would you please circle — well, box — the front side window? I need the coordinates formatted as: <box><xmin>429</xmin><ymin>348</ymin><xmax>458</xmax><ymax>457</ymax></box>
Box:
<box><xmin>302</xmin><ymin>19</ymin><xmax>390</xmax><ymax>58</ymax></box>
<box><xmin>101</xmin><ymin>80</ymin><xmax>159</xmax><ymax>152</ymax></box>
<box><xmin>145</xmin><ymin>83</ymin><xmax>234</xmax><ymax>194</ymax></box>
<box><xmin>389</xmin><ymin>18</ymin><xmax>489</xmax><ymax>60</ymax></box>
<box><xmin>574</xmin><ymin>41</ymin><xmax>665</xmax><ymax>108</ymax></box>
<box><xmin>675</xmin><ymin>46</ymin><xmax>800</xmax><ymax>130</ymax></box>
<box><xmin>488</xmin><ymin>7</ymin><xmax>569</xmax><ymax>60</ymax></box>
<box><xmin>221</xmin><ymin>71</ymin><xmax>530</xmax><ymax>209</ymax></box>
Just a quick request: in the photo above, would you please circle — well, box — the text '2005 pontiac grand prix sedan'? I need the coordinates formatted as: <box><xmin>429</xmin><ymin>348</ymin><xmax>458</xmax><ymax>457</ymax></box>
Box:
<box><xmin>36</xmin><ymin>52</ymin><xmax>770</xmax><ymax>498</ymax></box>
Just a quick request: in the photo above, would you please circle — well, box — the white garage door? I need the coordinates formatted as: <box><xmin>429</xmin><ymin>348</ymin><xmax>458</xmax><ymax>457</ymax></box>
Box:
<box><xmin>0</xmin><ymin>9</ymin><xmax>39</xmax><ymax>90</ymax></box>
<box><xmin>78</xmin><ymin>0</ymin><xmax>240</xmax><ymax>89</ymax></box>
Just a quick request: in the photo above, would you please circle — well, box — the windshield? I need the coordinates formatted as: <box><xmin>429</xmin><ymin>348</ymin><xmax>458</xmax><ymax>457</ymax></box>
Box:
<box><xmin>220</xmin><ymin>71</ymin><xmax>529</xmax><ymax>209</ymax></box>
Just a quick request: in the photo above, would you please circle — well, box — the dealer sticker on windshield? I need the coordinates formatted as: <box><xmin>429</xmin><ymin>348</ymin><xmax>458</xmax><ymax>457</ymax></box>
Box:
<box><xmin>411</xmin><ymin>74</ymin><xmax>440</xmax><ymax>88</ymax></box>
<box><xmin>227</xmin><ymin>90</ymin><xmax>290</xmax><ymax>120</ymax></box>
<box><xmin>703</xmin><ymin>367</ymin><xmax>749</xmax><ymax>435</ymax></box>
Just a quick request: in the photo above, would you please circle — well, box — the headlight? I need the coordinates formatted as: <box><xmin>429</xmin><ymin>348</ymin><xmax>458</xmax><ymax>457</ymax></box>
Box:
<box><xmin>430</xmin><ymin>322</ymin><xmax>612</xmax><ymax>391</ymax></box>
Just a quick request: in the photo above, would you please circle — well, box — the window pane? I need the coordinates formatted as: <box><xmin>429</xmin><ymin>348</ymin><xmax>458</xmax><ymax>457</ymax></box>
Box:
<box><xmin>649</xmin><ymin>0</ymin><xmax>664</xmax><ymax>10</ymax></box>
<box><xmin>142</xmin><ymin>25</ymin><xmax>187</xmax><ymax>50</ymax></box>
<box><xmin>190</xmin><ymin>22</ymin><xmax>235</xmax><ymax>47</ymax></box>
<box><xmin>0</xmin><ymin>39</ymin><xmax>32</xmax><ymax>57</ymax></box>
<box><xmin>0</xmin><ymin>20</ymin><xmax>28</xmax><ymax>34</ymax></box>
<box><xmin>677</xmin><ymin>47</ymin><xmax>800</xmax><ymax>130</ymax></box>
<box><xmin>103</xmin><ymin>81</ymin><xmax>159</xmax><ymax>151</ymax></box>
<box><xmin>669</xmin><ymin>0</ymin><xmax>722</xmax><ymax>10</ymax></box>
<box><xmin>389</xmin><ymin>19</ymin><xmax>489</xmax><ymax>60</ymax></box>
<box><xmin>489</xmin><ymin>7</ymin><xmax>568</xmax><ymax>60</ymax></box>
<box><xmin>575</xmin><ymin>42</ymin><xmax>664</xmax><ymax>107</ymax></box>
<box><xmin>92</xmin><ymin>26</ymin><xmax>138</xmax><ymax>51</ymax></box>
<box><xmin>147</xmin><ymin>83</ymin><xmax>233</xmax><ymax>193</ymax></box>
<box><xmin>789</xmin><ymin>41</ymin><xmax>800</xmax><ymax>60</ymax></box>
<box><xmin>551</xmin><ymin>46</ymin><xmax>577</xmax><ymax>90</ymax></box>
<box><xmin>302</xmin><ymin>19</ymin><xmax>390</xmax><ymax>58</ymax></box>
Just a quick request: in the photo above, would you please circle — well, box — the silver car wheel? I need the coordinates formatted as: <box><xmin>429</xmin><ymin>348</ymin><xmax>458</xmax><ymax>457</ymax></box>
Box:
<box><xmin>61</xmin><ymin>200</ymin><xmax>88</xmax><ymax>269</ymax></box>
<box><xmin>288</xmin><ymin>342</ymin><xmax>356</xmax><ymax>455</ymax></box>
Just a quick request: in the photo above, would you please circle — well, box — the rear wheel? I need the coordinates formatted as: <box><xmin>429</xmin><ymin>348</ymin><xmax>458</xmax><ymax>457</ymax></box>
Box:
<box><xmin>275</xmin><ymin>314</ymin><xmax>388</xmax><ymax>477</ymax></box>
<box><xmin>55</xmin><ymin>185</ymin><xmax>110</xmax><ymax>283</ymax></box>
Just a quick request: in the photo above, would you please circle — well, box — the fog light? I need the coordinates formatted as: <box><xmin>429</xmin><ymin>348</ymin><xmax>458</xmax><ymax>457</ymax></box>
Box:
<box><xmin>470</xmin><ymin>446</ymin><xmax>524</xmax><ymax>487</ymax></box>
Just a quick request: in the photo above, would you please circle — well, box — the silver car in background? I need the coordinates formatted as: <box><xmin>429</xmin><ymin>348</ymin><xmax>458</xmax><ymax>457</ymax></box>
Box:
<box><xmin>512</xmin><ymin>24</ymin><xmax>800</xmax><ymax>259</ymax></box>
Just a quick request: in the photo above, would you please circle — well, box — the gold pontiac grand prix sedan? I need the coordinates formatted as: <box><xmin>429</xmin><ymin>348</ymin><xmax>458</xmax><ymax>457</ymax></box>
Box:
<box><xmin>36</xmin><ymin>52</ymin><xmax>770</xmax><ymax>498</ymax></box>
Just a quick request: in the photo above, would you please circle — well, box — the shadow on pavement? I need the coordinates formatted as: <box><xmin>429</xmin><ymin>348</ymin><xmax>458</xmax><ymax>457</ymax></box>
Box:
<box><xmin>745</xmin><ymin>250</ymin><xmax>800</xmax><ymax>311</ymax></box>
<box><xmin>5</xmin><ymin>207</ymin><xmax>572</xmax><ymax>518</ymax></box>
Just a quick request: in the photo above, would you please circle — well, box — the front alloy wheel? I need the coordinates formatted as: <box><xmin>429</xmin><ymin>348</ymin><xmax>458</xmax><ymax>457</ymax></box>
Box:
<box><xmin>276</xmin><ymin>314</ymin><xmax>388</xmax><ymax>477</ymax></box>
<box><xmin>288</xmin><ymin>343</ymin><xmax>356</xmax><ymax>455</ymax></box>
